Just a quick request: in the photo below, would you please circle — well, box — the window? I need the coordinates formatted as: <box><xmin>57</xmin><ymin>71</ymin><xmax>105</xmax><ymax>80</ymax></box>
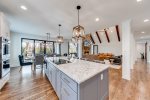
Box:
<box><xmin>68</xmin><ymin>42</ymin><xmax>77</xmax><ymax>54</ymax></box>
<box><xmin>22</xmin><ymin>39</ymin><xmax>34</xmax><ymax>59</ymax></box>
<box><xmin>21</xmin><ymin>38</ymin><xmax>54</xmax><ymax>58</ymax></box>
<box><xmin>46</xmin><ymin>41</ymin><xmax>54</xmax><ymax>55</ymax></box>
<box><xmin>54</xmin><ymin>43</ymin><xmax>61</xmax><ymax>55</ymax></box>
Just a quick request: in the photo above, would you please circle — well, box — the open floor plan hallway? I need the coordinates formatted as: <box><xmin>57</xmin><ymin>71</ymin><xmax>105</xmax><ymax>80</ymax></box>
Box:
<box><xmin>0</xmin><ymin>60</ymin><xmax>150</xmax><ymax>100</ymax></box>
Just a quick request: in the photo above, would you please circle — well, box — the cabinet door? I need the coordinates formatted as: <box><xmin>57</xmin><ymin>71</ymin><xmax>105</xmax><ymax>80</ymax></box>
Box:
<box><xmin>51</xmin><ymin>66</ymin><xmax>56</xmax><ymax>91</ymax></box>
<box><xmin>99</xmin><ymin>69</ymin><xmax>109</xmax><ymax>100</ymax></box>
<box><xmin>44</xmin><ymin>64</ymin><xmax>49</xmax><ymax>77</ymax></box>
<box><xmin>56</xmin><ymin>70</ymin><xmax>61</xmax><ymax>98</ymax></box>
<box><xmin>48</xmin><ymin>66</ymin><xmax>52</xmax><ymax>82</ymax></box>
<box><xmin>60</xmin><ymin>79</ymin><xmax>77</xmax><ymax>100</ymax></box>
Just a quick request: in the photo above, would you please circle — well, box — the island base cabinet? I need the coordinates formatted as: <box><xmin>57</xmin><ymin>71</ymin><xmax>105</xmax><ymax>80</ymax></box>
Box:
<box><xmin>99</xmin><ymin>69</ymin><xmax>109</xmax><ymax>100</ymax></box>
<box><xmin>79</xmin><ymin>69</ymin><xmax>109</xmax><ymax>100</ymax></box>
<box><xmin>45</xmin><ymin>59</ymin><xmax>109</xmax><ymax>100</ymax></box>
<box><xmin>56</xmin><ymin>70</ymin><xmax>61</xmax><ymax>98</ymax></box>
<box><xmin>60</xmin><ymin>79</ymin><xmax>77</xmax><ymax>100</ymax></box>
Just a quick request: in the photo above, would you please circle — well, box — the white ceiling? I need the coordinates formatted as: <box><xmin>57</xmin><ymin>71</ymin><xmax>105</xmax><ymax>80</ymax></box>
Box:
<box><xmin>0</xmin><ymin>0</ymin><xmax>150</xmax><ymax>39</ymax></box>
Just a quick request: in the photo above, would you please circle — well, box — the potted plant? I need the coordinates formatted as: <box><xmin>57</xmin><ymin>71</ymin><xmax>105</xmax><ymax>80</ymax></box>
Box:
<box><xmin>140</xmin><ymin>53</ymin><xmax>144</xmax><ymax>59</ymax></box>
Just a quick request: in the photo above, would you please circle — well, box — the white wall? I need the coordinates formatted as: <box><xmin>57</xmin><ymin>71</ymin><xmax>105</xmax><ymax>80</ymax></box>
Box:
<box><xmin>91</xmin><ymin>27</ymin><xmax>122</xmax><ymax>56</ymax></box>
<box><xmin>98</xmin><ymin>42</ymin><xmax>122</xmax><ymax>56</ymax></box>
<box><xmin>10</xmin><ymin>32</ymin><xmax>68</xmax><ymax>67</ymax></box>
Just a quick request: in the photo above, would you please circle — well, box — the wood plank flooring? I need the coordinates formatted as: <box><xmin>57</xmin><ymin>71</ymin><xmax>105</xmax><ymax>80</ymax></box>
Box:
<box><xmin>0</xmin><ymin>67</ymin><xmax>58</xmax><ymax>100</ymax></box>
<box><xmin>109</xmin><ymin>60</ymin><xmax>150</xmax><ymax>100</ymax></box>
<box><xmin>0</xmin><ymin>59</ymin><xmax>150</xmax><ymax>100</ymax></box>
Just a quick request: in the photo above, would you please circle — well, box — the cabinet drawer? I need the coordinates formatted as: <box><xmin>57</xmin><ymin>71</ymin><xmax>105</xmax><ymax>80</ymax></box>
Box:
<box><xmin>61</xmin><ymin>79</ymin><xmax>77</xmax><ymax>100</ymax></box>
<box><xmin>61</xmin><ymin>73</ymin><xmax>77</xmax><ymax>93</ymax></box>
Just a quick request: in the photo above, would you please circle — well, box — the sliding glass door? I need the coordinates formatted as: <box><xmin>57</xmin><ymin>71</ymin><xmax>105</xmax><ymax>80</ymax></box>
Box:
<box><xmin>46</xmin><ymin>41</ymin><xmax>54</xmax><ymax>55</ymax></box>
<box><xmin>21</xmin><ymin>38</ymin><xmax>54</xmax><ymax>57</ymax></box>
<box><xmin>35</xmin><ymin>40</ymin><xmax>45</xmax><ymax>55</ymax></box>
<box><xmin>22</xmin><ymin>39</ymin><xmax>34</xmax><ymax>59</ymax></box>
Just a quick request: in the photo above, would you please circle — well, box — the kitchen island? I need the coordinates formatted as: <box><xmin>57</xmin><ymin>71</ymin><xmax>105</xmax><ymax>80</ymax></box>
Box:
<box><xmin>44</xmin><ymin>57</ymin><xmax>109</xmax><ymax>100</ymax></box>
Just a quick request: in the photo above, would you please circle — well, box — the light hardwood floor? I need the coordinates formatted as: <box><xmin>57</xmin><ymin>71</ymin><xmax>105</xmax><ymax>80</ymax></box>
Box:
<box><xmin>0</xmin><ymin>60</ymin><xmax>150</xmax><ymax>100</ymax></box>
<box><xmin>109</xmin><ymin>60</ymin><xmax>150</xmax><ymax>100</ymax></box>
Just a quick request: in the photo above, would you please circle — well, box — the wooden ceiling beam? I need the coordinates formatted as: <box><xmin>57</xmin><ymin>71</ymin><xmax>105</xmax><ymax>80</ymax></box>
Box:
<box><xmin>104</xmin><ymin>29</ymin><xmax>110</xmax><ymax>43</ymax></box>
<box><xmin>116</xmin><ymin>25</ymin><xmax>120</xmax><ymax>42</ymax></box>
<box><xmin>90</xmin><ymin>34</ymin><xmax>95</xmax><ymax>44</ymax></box>
<box><xmin>96</xmin><ymin>31</ymin><xmax>102</xmax><ymax>43</ymax></box>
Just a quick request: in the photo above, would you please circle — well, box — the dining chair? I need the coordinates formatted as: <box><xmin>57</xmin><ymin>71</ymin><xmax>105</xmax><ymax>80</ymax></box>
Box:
<box><xmin>34</xmin><ymin>54</ymin><xmax>44</xmax><ymax>70</ymax></box>
<box><xmin>18</xmin><ymin>55</ymin><xmax>33</xmax><ymax>71</ymax></box>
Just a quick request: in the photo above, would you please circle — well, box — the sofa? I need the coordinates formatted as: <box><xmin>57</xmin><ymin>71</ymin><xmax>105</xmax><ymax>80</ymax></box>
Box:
<box><xmin>98</xmin><ymin>53</ymin><xmax>114</xmax><ymax>61</ymax></box>
<box><xmin>82</xmin><ymin>53</ymin><xmax>114</xmax><ymax>61</ymax></box>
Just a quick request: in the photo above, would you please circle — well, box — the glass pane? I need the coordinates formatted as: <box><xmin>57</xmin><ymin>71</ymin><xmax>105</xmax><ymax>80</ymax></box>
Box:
<box><xmin>22</xmin><ymin>39</ymin><xmax>34</xmax><ymax>59</ymax></box>
<box><xmin>35</xmin><ymin>41</ymin><xmax>45</xmax><ymax>55</ymax></box>
<box><xmin>69</xmin><ymin>42</ymin><xmax>77</xmax><ymax>54</ymax></box>
<box><xmin>54</xmin><ymin>43</ymin><xmax>61</xmax><ymax>55</ymax></box>
<box><xmin>93</xmin><ymin>46</ymin><xmax>98</xmax><ymax>54</ymax></box>
<box><xmin>46</xmin><ymin>42</ymin><xmax>53</xmax><ymax>55</ymax></box>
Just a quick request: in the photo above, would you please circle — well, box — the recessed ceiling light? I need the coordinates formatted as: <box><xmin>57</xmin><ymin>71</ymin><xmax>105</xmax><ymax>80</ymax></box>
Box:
<box><xmin>144</xmin><ymin>19</ymin><xmax>149</xmax><ymax>22</ymax></box>
<box><xmin>140</xmin><ymin>37</ymin><xmax>144</xmax><ymax>39</ymax></box>
<box><xmin>137</xmin><ymin>0</ymin><xmax>142</xmax><ymax>2</ymax></box>
<box><xmin>95</xmin><ymin>18</ymin><xmax>100</xmax><ymax>22</ymax></box>
<box><xmin>141</xmin><ymin>31</ymin><xmax>145</xmax><ymax>34</ymax></box>
<box><xmin>20</xmin><ymin>5</ymin><xmax>27</xmax><ymax>10</ymax></box>
<box><xmin>110</xmin><ymin>30</ymin><xmax>113</xmax><ymax>33</ymax></box>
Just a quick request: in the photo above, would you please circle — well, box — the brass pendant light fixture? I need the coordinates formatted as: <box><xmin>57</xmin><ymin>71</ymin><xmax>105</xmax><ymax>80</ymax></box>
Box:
<box><xmin>72</xmin><ymin>5</ymin><xmax>85</xmax><ymax>40</ymax></box>
<box><xmin>57</xmin><ymin>24</ymin><xmax>64</xmax><ymax>43</ymax></box>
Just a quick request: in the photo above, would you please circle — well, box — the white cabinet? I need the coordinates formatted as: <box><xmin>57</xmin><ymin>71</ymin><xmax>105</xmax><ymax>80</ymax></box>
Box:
<box><xmin>44</xmin><ymin>65</ymin><xmax>48</xmax><ymax>77</ymax></box>
<box><xmin>45</xmin><ymin>63</ymin><xmax>61</xmax><ymax>98</ymax></box>
<box><xmin>45</xmin><ymin>61</ymin><xmax>109</xmax><ymax>100</ymax></box>
<box><xmin>48</xmin><ymin>64</ymin><xmax>52</xmax><ymax>82</ymax></box>
<box><xmin>51</xmin><ymin>65</ymin><xmax>57</xmax><ymax>91</ymax></box>
<box><xmin>0</xmin><ymin>12</ymin><xmax>10</xmax><ymax>39</ymax></box>
<box><xmin>56</xmin><ymin>69</ymin><xmax>61</xmax><ymax>98</ymax></box>
<box><xmin>61</xmin><ymin>72</ymin><xmax>77</xmax><ymax>93</ymax></box>
<box><xmin>60</xmin><ymin>78</ymin><xmax>77</xmax><ymax>100</ymax></box>
<box><xmin>0</xmin><ymin>73</ymin><xmax>10</xmax><ymax>91</ymax></box>
<box><xmin>46</xmin><ymin>63</ymin><xmax>57</xmax><ymax>92</ymax></box>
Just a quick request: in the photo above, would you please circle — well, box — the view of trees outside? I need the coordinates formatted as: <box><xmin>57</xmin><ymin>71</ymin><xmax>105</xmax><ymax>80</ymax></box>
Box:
<box><xmin>22</xmin><ymin>39</ymin><xmax>54</xmax><ymax>59</ymax></box>
<box><xmin>22</xmin><ymin>40</ymin><xmax>34</xmax><ymax>59</ymax></box>
<box><xmin>69</xmin><ymin>42</ymin><xmax>77</xmax><ymax>54</ymax></box>
<box><xmin>46</xmin><ymin>42</ymin><xmax>53</xmax><ymax>55</ymax></box>
<box><xmin>35</xmin><ymin>41</ymin><xmax>45</xmax><ymax>55</ymax></box>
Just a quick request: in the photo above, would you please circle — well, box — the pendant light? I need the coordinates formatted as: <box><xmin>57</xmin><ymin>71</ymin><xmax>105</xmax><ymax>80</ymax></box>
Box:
<box><xmin>72</xmin><ymin>5</ymin><xmax>85</xmax><ymax>40</ymax></box>
<box><xmin>57</xmin><ymin>24</ymin><xmax>64</xmax><ymax>43</ymax></box>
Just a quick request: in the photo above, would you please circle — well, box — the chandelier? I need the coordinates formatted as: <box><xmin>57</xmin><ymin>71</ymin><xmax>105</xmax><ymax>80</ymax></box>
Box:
<box><xmin>57</xmin><ymin>24</ymin><xmax>64</xmax><ymax>43</ymax></box>
<box><xmin>72</xmin><ymin>5</ymin><xmax>85</xmax><ymax>40</ymax></box>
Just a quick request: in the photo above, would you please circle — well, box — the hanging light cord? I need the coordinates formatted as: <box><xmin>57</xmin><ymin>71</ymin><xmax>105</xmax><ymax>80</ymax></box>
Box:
<box><xmin>78</xmin><ymin>9</ymin><xmax>79</xmax><ymax>26</ymax></box>
<box><xmin>77</xmin><ymin>6</ymin><xmax>81</xmax><ymax>26</ymax></box>
<box><xmin>59</xmin><ymin>24</ymin><xmax>61</xmax><ymax>36</ymax></box>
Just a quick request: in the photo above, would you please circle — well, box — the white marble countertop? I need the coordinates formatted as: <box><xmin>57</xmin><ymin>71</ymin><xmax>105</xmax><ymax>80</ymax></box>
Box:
<box><xmin>46</xmin><ymin>57</ymin><xmax>109</xmax><ymax>84</ymax></box>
